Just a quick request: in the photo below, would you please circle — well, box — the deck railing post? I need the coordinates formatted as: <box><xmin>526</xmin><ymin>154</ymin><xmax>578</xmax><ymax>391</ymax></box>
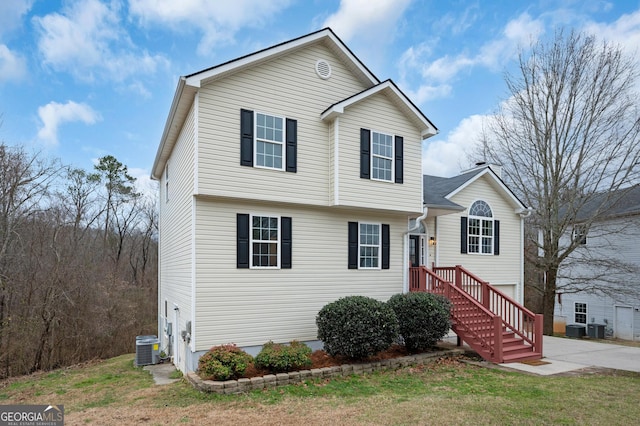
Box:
<box><xmin>535</xmin><ymin>313</ymin><xmax>544</xmax><ymax>355</ymax></box>
<box><xmin>482</xmin><ymin>282</ymin><xmax>490</xmax><ymax>309</ymax></box>
<box><xmin>493</xmin><ymin>316</ymin><xmax>503</xmax><ymax>363</ymax></box>
<box><xmin>455</xmin><ymin>265</ymin><xmax>462</xmax><ymax>288</ymax></box>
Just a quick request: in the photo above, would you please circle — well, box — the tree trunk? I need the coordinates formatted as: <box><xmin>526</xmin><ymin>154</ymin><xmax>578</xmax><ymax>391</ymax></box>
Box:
<box><xmin>542</xmin><ymin>268</ymin><xmax>558</xmax><ymax>335</ymax></box>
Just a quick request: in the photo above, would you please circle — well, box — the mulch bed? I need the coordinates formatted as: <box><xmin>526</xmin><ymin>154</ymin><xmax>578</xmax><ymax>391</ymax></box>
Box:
<box><xmin>241</xmin><ymin>344</ymin><xmax>439</xmax><ymax>379</ymax></box>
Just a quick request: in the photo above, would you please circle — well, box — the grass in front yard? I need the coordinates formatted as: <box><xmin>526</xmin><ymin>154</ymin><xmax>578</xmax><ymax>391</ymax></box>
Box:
<box><xmin>1</xmin><ymin>355</ymin><xmax>639</xmax><ymax>425</ymax></box>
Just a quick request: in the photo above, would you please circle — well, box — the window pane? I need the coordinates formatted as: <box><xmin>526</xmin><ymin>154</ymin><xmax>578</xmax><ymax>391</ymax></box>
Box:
<box><xmin>482</xmin><ymin>237</ymin><xmax>492</xmax><ymax>254</ymax></box>
<box><xmin>482</xmin><ymin>220</ymin><xmax>493</xmax><ymax>236</ymax></box>
<box><xmin>251</xmin><ymin>216</ymin><xmax>279</xmax><ymax>267</ymax></box>
<box><xmin>256</xmin><ymin>141</ymin><xmax>283</xmax><ymax>169</ymax></box>
<box><xmin>469</xmin><ymin>200</ymin><xmax>493</xmax><ymax>217</ymax></box>
<box><xmin>468</xmin><ymin>236</ymin><xmax>479</xmax><ymax>253</ymax></box>
<box><xmin>359</xmin><ymin>223</ymin><xmax>380</xmax><ymax>268</ymax></box>
<box><xmin>371</xmin><ymin>132</ymin><xmax>393</xmax><ymax>181</ymax></box>
<box><xmin>256</xmin><ymin>113</ymin><xmax>283</xmax><ymax>142</ymax></box>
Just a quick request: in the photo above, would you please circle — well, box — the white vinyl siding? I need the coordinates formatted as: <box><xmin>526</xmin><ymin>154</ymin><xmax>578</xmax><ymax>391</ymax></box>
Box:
<box><xmin>193</xmin><ymin>199</ymin><xmax>406</xmax><ymax>350</ymax></box>
<box><xmin>336</xmin><ymin>92</ymin><xmax>423</xmax><ymax>213</ymax></box>
<box><xmin>196</xmin><ymin>44</ymin><xmax>366</xmax><ymax>206</ymax></box>
<box><xmin>436</xmin><ymin>176</ymin><xmax>521</xmax><ymax>292</ymax></box>
<box><xmin>158</xmin><ymin>103</ymin><xmax>196</xmax><ymax>368</ymax></box>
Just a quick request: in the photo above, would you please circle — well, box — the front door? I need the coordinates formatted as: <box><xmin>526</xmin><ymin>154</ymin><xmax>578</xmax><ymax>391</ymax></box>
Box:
<box><xmin>615</xmin><ymin>306</ymin><xmax>634</xmax><ymax>340</ymax></box>
<box><xmin>409</xmin><ymin>235</ymin><xmax>420</xmax><ymax>267</ymax></box>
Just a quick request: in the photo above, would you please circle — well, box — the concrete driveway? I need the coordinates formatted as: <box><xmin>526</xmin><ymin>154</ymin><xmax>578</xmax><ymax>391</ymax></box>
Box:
<box><xmin>500</xmin><ymin>336</ymin><xmax>640</xmax><ymax>376</ymax></box>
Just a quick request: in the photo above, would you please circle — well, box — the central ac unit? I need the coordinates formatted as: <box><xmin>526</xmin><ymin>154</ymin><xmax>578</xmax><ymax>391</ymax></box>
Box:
<box><xmin>135</xmin><ymin>335</ymin><xmax>160</xmax><ymax>366</ymax></box>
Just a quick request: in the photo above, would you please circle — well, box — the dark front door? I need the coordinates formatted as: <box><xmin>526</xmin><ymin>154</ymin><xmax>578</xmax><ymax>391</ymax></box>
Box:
<box><xmin>409</xmin><ymin>235</ymin><xmax>420</xmax><ymax>267</ymax></box>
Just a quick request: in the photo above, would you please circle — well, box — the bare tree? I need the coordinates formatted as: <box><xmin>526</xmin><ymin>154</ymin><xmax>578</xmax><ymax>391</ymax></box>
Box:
<box><xmin>0</xmin><ymin>144</ymin><xmax>62</xmax><ymax>376</ymax></box>
<box><xmin>478</xmin><ymin>29</ymin><xmax>640</xmax><ymax>334</ymax></box>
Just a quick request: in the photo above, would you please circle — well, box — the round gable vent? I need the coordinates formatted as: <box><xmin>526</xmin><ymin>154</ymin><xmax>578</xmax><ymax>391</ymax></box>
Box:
<box><xmin>315</xmin><ymin>59</ymin><xmax>332</xmax><ymax>80</ymax></box>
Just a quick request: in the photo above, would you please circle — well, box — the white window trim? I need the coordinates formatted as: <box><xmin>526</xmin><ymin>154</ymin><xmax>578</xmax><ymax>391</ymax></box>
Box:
<box><xmin>468</xmin><ymin>200</ymin><xmax>494</xmax><ymax>255</ymax></box>
<box><xmin>370</xmin><ymin>130</ymin><xmax>394</xmax><ymax>182</ymax></box>
<box><xmin>359</xmin><ymin>222</ymin><xmax>382</xmax><ymax>269</ymax></box>
<box><xmin>254</xmin><ymin>111</ymin><xmax>286</xmax><ymax>171</ymax></box>
<box><xmin>573</xmin><ymin>225</ymin><xmax>587</xmax><ymax>245</ymax></box>
<box><xmin>249</xmin><ymin>213</ymin><xmax>281</xmax><ymax>269</ymax></box>
<box><xmin>575</xmin><ymin>302</ymin><xmax>588</xmax><ymax>324</ymax></box>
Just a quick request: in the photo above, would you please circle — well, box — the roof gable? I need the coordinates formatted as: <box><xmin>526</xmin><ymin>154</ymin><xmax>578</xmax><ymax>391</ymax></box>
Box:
<box><xmin>152</xmin><ymin>28</ymin><xmax>380</xmax><ymax>179</ymax></box>
<box><xmin>424</xmin><ymin>166</ymin><xmax>527</xmax><ymax>212</ymax></box>
<box><xmin>186</xmin><ymin>28</ymin><xmax>378</xmax><ymax>88</ymax></box>
<box><xmin>320</xmin><ymin>79</ymin><xmax>438</xmax><ymax>139</ymax></box>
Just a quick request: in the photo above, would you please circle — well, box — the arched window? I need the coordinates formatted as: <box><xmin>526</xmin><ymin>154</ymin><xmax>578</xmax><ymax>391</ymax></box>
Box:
<box><xmin>467</xmin><ymin>200</ymin><xmax>496</xmax><ymax>254</ymax></box>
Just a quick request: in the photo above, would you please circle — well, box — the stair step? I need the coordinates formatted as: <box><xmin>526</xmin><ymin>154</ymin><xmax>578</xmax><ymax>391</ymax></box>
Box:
<box><xmin>502</xmin><ymin>344</ymin><xmax>534</xmax><ymax>356</ymax></box>
<box><xmin>502</xmin><ymin>352</ymin><xmax>543</xmax><ymax>363</ymax></box>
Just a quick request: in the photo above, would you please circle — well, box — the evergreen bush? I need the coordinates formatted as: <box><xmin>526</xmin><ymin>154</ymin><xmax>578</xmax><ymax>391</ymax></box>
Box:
<box><xmin>197</xmin><ymin>344</ymin><xmax>253</xmax><ymax>381</ymax></box>
<box><xmin>387</xmin><ymin>292</ymin><xmax>451</xmax><ymax>352</ymax></box>
<box><xmin>254</xmin><ymin>340</ymin><xmax>312</xmax><ymax>373</ymax></box>
<box><xmin>316</xmin><ymin>295</ymin><xmax>399</xmax><ymax>359</ymax></box>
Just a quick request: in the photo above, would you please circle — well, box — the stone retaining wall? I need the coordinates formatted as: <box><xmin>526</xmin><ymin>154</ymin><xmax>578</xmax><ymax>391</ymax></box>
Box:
<box><xmin>186</xmin><ymin>348</ymin><xmax>465</xmax><ymax>394</ymax></box>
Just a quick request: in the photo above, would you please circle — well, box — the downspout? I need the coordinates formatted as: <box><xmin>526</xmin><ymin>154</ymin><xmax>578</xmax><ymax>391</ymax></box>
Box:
<box><xmin>516</xmin><ymin>208</ymin><xmax>533</xmax><ymax>304</ymax></box>
<box><xmin>403</xmin><ymin>206</ymin><xmax>428</xmax><ymax>293</ymax></box>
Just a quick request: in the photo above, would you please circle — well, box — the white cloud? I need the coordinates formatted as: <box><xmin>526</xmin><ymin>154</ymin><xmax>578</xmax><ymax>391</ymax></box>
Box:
<box><xmin>400</xmin><ymin>12</ymin><xmax>544</xmax><ymax>103</ymax></box>
<box><xmin>128</xmin><ymin>0</ymin><xmax>291</xmax><ymax>55</ymax></box>
<box><xmin>0</xmin><ymin>0</ymin><xmax>33</xmax><ymax>37</ymax></box>
<box><xmin>582</xmin><ymin>9</ymin><xmax>640</xmax><ymax>56</ymax></box>
<box><xmin>129</xmin><ymin>167</ymin><xmax>157</xmax><ymax>199</ymax></box>
<box><xmin>37</xmin><ymin>101</ymin><xmax>101</xmax><ymax>146</ymax></box>
<box><xmin>33</xmin><ymin>0</ymin><xmax>169</xmax><ymax>83</ymax></box>
<box><xmin>0</xmin><ymin>44</ymin><xmax>26</xmax><ymax>83</ymax></box>
<box><xmin>323</xmin><ymin>0</ymin><xmax>412</xmax><ymax>43</ymax></box>
<box><xmin>423</xmin><ymin>114</ymin><xmax>487</xmax><ymax>177</ymax></box>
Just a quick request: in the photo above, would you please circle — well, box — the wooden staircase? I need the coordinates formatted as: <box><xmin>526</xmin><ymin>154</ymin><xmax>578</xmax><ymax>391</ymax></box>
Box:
<box><xmin>409</xmin><ymin>265</ymin><xmax>543</xmax><ymax>363</ymax></box>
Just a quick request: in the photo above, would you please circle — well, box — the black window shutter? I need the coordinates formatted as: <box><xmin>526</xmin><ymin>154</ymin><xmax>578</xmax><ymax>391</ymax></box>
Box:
<box><xmin>240</xmin><ymin>109</ymin><xmax>253</xmax><ymax>167</ymax></box>
<box><xmin>348</xmin><ymin>222</ymin><xmax>358</xmax><ymax>269</ymax></box>
<box><xmin>360</xmin><ymin>128</ymin><xmax>370</xmax><ymax>179</ymax></box>
<box><xmin>285</xmin><ymin>118</ymin><xmax>297</xmax><ymax>173</ymax></box>
<box><xmin>382</xmin><ymin>224</ymin><xmax>390</xmax><ymax>269</ymax></box>
<box><xmin>460</xmin><ymin>217</ymin><xmax>468</xmax><ymax>254</ymax></box>
<box><xmin>281</xmin><ymin>217</ymin><xmax>292</xmax><ymax>268</ymax></box>
<box><xmin>494</xmin><ymin>220</ymin><xmax>500</xmax><ymax>255</ymax></box>
<box><xmin>394</xmin><ymin>136</ymin><xmax>403</xmax><ymax>184</ymax></box>
<box><xmin>237</xmin><ymin>213</ymin><xmax>250</xmax><ymax>268</ymax></box>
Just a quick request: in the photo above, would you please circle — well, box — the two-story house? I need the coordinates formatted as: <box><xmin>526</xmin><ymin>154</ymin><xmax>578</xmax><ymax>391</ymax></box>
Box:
<box><xmin>554</xmin><ymin>185</ymin><xmax>640</xmax><ymax>341</ymax></box>
<box><xmin>151</xmin><ymin>28</ymin><xmax>539</xmax><ymax>372</ymax></box>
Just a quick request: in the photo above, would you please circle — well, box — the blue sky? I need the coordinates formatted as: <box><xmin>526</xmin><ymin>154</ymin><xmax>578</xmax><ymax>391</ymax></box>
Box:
<box><xmin>1</xmin><ymin>0</ymin><xmax>639</xmax><ymax>191</ymax></box>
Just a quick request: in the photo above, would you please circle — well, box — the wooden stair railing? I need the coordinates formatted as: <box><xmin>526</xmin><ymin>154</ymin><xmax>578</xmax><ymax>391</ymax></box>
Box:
<box><xmin>409</xmin><ymin>266</ymin><xmax>543</xmax><ymax>363</ymax></box>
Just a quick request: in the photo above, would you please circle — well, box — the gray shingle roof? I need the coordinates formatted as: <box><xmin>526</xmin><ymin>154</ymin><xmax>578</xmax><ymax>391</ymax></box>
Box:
<box><xmin>423</xmin><ymin>169</ymin><xmax>485</xmax><ymax>209</ymax></box>
<box><xmin>574</xmin><ymin>184</ymin><xmax>640</xmax><ymax>221</ymax></box>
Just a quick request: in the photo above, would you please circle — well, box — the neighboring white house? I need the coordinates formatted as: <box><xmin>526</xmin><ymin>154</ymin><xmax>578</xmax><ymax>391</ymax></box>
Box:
<box><xmin>151</xmin><ymin>28</ymin><xmax>530</xmax><ymax>372</ymax></box>
<box><xmin>554</xmin><ymin>185</ymin><xmax>640</xmax><ymax>341</ymax></box>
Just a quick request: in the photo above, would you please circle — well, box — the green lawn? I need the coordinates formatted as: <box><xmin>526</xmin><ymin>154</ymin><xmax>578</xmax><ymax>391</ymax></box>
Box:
<box><xmin>1</xmin><ymin>354</ymin><xmax>638</xmax><ymax>425</ymax></box>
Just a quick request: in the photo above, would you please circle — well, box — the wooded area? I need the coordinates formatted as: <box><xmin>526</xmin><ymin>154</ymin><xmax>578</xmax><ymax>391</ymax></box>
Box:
<box><xmin>0</xmin><ymin>143</ymin><xmax>157</xmax><ymax>378</ymax></box>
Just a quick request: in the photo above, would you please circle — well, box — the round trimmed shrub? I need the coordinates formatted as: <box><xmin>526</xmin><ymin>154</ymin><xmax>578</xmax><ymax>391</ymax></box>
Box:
<box><xmin>197</xmin><ymin>344</ymin><xmax>253</xmax><ymax>381</ymax></box>
<box><xmin>387</xmin><ymin>292</ymin><xmax>451</xmax><ymax>352</ymax></box>
<box><xmin>255</xmin><ymin>340</ymin><xmax>312</xmax><ymax>373</ymax></box>
<box><xmin>316</xmin><ymin>295</ymin><xmax>399</xmax><ymax>359</ymax></box>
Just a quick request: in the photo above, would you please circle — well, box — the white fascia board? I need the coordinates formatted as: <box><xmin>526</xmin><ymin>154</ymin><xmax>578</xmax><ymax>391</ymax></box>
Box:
<box><xmin>152</xmin><ymin>77</ymin><xmax>187</xmax><ymax>180</ymax></box>
<box><xmin>186</xmin><ymin>29</ymin><xmax>378</xmax><ymax>88</ymax></box>
<box><xmin>446</xmin><ymin>168</ymin><xmax>526</xmax><ymax>210</ymax></box>
<box><xmin>321</xmin><ymin>81</ymin><xmax>438</xmax><ymax>138</ymax></box>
